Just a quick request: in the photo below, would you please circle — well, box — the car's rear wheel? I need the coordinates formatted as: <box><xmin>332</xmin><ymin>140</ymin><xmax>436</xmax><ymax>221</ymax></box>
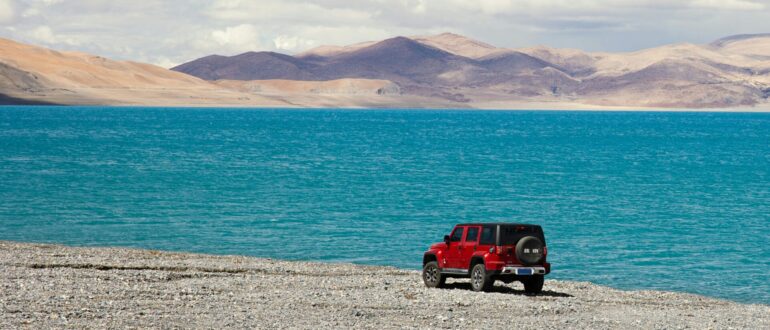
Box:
<box><xmin>422</xmin><ymin>261</ymin><xmax>445</xmax><ymax>288</ymax></box>
<box><xmin>470</xmin><ymin>263</ymin><xmax>493</xmax><ymax>292</ymax></box>
<box><xmin>522</xmin><ymin>275</ymin><xmax>544</xmax><ymax>294</ymax></box>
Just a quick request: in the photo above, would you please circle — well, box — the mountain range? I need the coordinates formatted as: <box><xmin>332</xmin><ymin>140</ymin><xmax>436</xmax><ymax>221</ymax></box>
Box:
<box><xmin>2</xmin><ymin>33</ymin><xmax>770</xmax><ymax>109</ymax></box>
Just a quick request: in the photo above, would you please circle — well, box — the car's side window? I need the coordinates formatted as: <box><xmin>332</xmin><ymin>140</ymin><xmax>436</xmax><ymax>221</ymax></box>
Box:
<box><xmin>480</xmin><ymin>226</ymin><xmax>495</xmax><ymax>245</ymax></box>
<box><xmin>450</xmin><ymin>227</ymin><xmax>464</xmax><ymax>242</ymax></box>
<box><xmin>465</xmin><ymin>227</ymin><xmax>479</xmax><ymax>244</ymax></box>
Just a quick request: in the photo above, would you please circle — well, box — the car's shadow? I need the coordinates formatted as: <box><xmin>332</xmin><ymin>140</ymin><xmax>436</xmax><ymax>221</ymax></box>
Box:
<box><xmin>441</xmin><ymin>281</ymin><xmax>573</xmax><ymax>298</ymax></box>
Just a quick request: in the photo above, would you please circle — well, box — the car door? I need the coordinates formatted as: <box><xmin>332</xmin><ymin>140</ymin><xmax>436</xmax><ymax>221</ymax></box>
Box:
<box><xmin>444</xmin><ymin>226</ymin><xmax>465</xmax><ymax>269</ymax></box>
<box><xmin>460</xmin><ymin>226</ymin><xmax>481</xmax><ymax>270</ymax></box>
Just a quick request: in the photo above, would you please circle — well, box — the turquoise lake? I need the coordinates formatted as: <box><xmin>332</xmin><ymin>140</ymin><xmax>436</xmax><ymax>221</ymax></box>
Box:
<box><xmin>1</xmin><ymin>106</ymin><xmax>768</xmax><ymax>304</ymax></box>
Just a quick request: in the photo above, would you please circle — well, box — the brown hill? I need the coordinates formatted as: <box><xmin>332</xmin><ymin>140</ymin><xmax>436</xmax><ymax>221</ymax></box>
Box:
<box><xmin>174</xmin><ymin>36</ymin><xmax>567</xmax><ymax>102</ymax></box>
<box><xmin>171</xmin><ymin>52</ymin><xmax>319</xmax><ymax>81</ymax></box>
<box><xmin>710</xmin><ymin>34</ymin><xmax>770</xmax><ymax>58</ymax></box>
<box><xmin>3</xmin><ymin>33</ymin><xmax>770</xmax><ymax>109</ymax></box>
<box><xmin>515</xmin><ymin>46</ymin><xmax>598</xmax><ymax>76</ymax></box>
<box><xmin>170</xmin><ymin>32</ymin><xmax>770</xmax><ymax>108</ymax></box>
<box><xmin>411</xmin><ymin>32</ymin><xmax>501</xmax><ymax>59</ymax></box>
<box><xmin>216</xmin><ymin>78</ymin><xmax>399</xmax><ymax>95</ymax></box>
<box><xmin>0</xmin><ymin>38</ymin><xmax>289</xmax><ymax>106</ymax></box>
<box><xmin>316</xmin><ymin>37</ymin><xmax>483</xmax><ymax>86</ymax></box>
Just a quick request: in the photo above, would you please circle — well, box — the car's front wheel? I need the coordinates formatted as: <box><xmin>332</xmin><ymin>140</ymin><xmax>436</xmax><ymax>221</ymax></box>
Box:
<box><xmin>422</xmin><ymin>261</ymin><xmax>446</xmax><ymax>288</ymax></box>
<box><xmin>522</xmin><ymin>275</ymin><xmax>544</xmax><ymax>294</ymax></box>
<box><xmin>470</xmin><ymin>263</ymin><xmax>493</xmax><ymax>292</ymax></box>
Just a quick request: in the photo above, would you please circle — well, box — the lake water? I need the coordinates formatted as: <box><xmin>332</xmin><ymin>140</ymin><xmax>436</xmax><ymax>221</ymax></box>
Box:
<box><xmin>1</xmin><ymin>106</ymin><xmax>768</xmax><ymax>304</ymax></box>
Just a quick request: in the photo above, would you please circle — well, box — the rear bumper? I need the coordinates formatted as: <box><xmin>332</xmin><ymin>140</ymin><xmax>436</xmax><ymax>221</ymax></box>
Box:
<box><xmin>487</xmin><ymin>261</ymin><xmax>550</xmax><ymax>274</ymax></box>
<box><xmin>500</xmin><ymin>266</ymin><xmax>546</xmax><ymax>275</ymax></box>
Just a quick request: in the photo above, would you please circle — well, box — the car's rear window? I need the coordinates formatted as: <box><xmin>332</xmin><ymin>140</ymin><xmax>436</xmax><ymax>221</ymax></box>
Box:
<box><xmin>498</xmin><ymin>225</ymin><xmax>545</xmax><ymax>245</ymax></box>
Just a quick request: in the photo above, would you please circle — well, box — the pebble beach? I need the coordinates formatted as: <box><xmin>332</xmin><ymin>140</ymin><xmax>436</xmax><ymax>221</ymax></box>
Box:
<box><xmin>1</xmin><ymin>241</ymin><xmax>768</xmax><ymax>329</ymax></box>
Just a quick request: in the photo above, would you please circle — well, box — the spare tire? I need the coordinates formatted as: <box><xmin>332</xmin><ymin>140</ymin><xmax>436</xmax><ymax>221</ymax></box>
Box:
<box><xmin>516</xmin><ymin>236</ymin><xmax>544</xmax><ymax>265</ymax></box>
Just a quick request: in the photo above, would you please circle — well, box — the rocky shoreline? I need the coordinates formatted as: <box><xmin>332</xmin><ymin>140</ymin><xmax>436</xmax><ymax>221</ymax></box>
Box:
<box><xmin>1</xmin><ymin>241</ymin><xmax>767</xmax><ymax>329</ymax></box>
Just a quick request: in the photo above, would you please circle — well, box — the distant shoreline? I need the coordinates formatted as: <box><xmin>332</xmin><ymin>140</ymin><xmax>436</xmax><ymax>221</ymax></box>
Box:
<box><xmin>3</xmin><ymin>103</ymin><xmax>770</xmax><ymax>113</ymax></box>
<box><xmin>1</xmin><ymin>241</ymin><xmax>768</xmax><ymax>328</ymax></box>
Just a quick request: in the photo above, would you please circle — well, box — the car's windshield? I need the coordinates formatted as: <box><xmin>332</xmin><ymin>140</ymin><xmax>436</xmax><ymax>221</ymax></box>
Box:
<box><xmin>498</xmin><ymin>225</ymin><xmax>545</xmax><ymax>245</ymax></box>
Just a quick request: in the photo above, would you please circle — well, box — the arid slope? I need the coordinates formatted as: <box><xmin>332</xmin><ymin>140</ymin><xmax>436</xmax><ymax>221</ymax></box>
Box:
<box><xmin>174</xmin><ymin>33</ymin><xmax>770</xmax><ymax>109</ymax></box>
<box><xmin>3</xmin><ymin>33</ymin><xmax>770</xmax><ymax>109</ymax></box>
<box><xmin>0</xmin><ymin>38</ymin><xmax>288</xmax><ymax>106</ymax></box>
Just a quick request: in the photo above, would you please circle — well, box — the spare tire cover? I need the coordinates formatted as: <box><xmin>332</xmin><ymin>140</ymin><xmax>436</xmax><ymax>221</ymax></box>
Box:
<box><xmin>515</xmin><ymin>236</ymin><xmax>544</xmax><ymax>265</ymax></box>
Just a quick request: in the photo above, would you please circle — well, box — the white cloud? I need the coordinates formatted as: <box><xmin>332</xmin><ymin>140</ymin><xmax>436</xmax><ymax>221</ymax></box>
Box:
<box><xmin>401</xmin><ymin>0</ymin><xmax>427</xmax><ymax>14</ymax></box>
<box><xmin>690</xmin><ymin>0</ymin><xmax>765</xmax><ymax>10</ymax></box>
<box><xmin>25</xmin><ymin>25</ymin><xmax>82</xmax><ymax>46</ymax></box>
<box><xmin>273</xmin><ymin>35</ymin><xmax>316</xmax><ymax>51</ymax></box>
<box><xmin>28</xmin><ymin>25</ymin><xmax>54</xmax><ymax>42</ymax></box>
<box><xmin>275</xmin><ymin>25</ymin><xmax>402</xmax><ymax>50</ymax></box>
<box><xmin>443</xmin><ymin>0</ymin><xmax>765</xmax><ymax>14</ymax></box>
<box><xmin>21</xmin><ymin>0</ymin><xmax>65</xmax><ymax>18</ymax></box>
<box><xmin>0</xmin><ymin>0</ymin><xmax>15</xmax><ymax>23</ymax></box>
<box><xmin>209</xmin><ymin>24</ymin><xmax>263</xmax><ymax>51</ymax></box>
<box><xmin>150</xmin><ymin>56</ymin><xmax>179</xmax><ymax>69</ymax></box>
<box><xmin>0</xmin><ymin>0</ymin><xmax>768</xmax><ymax>65</ymax></box>
<box><xmin>22</xmin><ymin>7</ymin><xmax>40</xmax><ymax>17</ymax></box>
<box><xmin>205</xmin><ymin>0</ymin><xmax>372</xmax><ymax>23</ymax></box>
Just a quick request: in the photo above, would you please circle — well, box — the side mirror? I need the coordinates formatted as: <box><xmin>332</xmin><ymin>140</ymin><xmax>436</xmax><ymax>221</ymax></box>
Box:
<box><xmin>443</xmin><ymin>235</ymin><xmax>451</xmax><ymax>244</ymax></box>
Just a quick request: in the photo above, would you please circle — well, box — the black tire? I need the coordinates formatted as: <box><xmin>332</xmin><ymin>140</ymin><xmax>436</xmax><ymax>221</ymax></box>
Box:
<box><xmin>516</xmin><ymin>236</ymin><xmax>545</xmax><ymax>265</ymax></box>
<box><xmin>523</xmin><ymin>275</ymin><xmax>544</xmax><ymax>294</ymax></box>
<box><xmin>470</xmin><ymin>263</ymin><xmax>493</xmax><ymax>292</ymax></box>
<box><xmin>422</xmin><ymin>261</ymin><xmax>446</xmax><ymax>288</ymax></box>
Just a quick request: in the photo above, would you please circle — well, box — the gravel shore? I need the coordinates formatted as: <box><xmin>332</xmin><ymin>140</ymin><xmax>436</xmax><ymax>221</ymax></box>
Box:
<box><xmin>1</xmin><ymin>241</ymin><xmax>767</xmax><ymax>329</ymax></box>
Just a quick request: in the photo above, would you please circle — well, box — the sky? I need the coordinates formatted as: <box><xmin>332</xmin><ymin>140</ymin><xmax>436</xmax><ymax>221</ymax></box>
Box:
<box><xmin>1</xmin><ymin>0</ymin><xmax>769</xmax><ymax>68</ymax></box>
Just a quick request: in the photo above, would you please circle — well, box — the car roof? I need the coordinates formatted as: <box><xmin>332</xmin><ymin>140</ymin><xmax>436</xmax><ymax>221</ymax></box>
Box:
<box><xmin>455</xmin><ymin>222</ymin><xmax>542</xmax><ymax>227</ymax></box>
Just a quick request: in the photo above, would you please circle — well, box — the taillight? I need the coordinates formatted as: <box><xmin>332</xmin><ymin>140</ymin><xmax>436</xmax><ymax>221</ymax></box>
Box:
<box><xmin>543</xmin><ymin>246</ymin><xmax>548</xmax><ymax>257</ymax></box>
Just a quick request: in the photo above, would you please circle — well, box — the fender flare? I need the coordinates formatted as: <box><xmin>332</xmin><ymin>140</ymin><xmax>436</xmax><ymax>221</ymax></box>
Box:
<box><xmin>423</xmin><ymin>250</ymin><xmax>445</xmax><ymax>266</ymax></box>
<box><xmin>469</xmin><ymin>252</ymin><xmax>486</xmax><ymax>269</ymax></box>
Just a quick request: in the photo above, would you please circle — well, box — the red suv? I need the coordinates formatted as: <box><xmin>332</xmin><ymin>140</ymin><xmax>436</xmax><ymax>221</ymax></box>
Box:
<box><xmin>422</xmin><ymin>223</ymin><xmax>550</xmax><ymax>293</ymax></box>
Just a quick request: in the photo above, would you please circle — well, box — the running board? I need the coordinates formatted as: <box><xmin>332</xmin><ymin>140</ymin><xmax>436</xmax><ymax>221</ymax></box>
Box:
<box><xmin>440</xmin><ymin>268</ymin><xmax>469</xmax><ymax>275</ymax></box>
